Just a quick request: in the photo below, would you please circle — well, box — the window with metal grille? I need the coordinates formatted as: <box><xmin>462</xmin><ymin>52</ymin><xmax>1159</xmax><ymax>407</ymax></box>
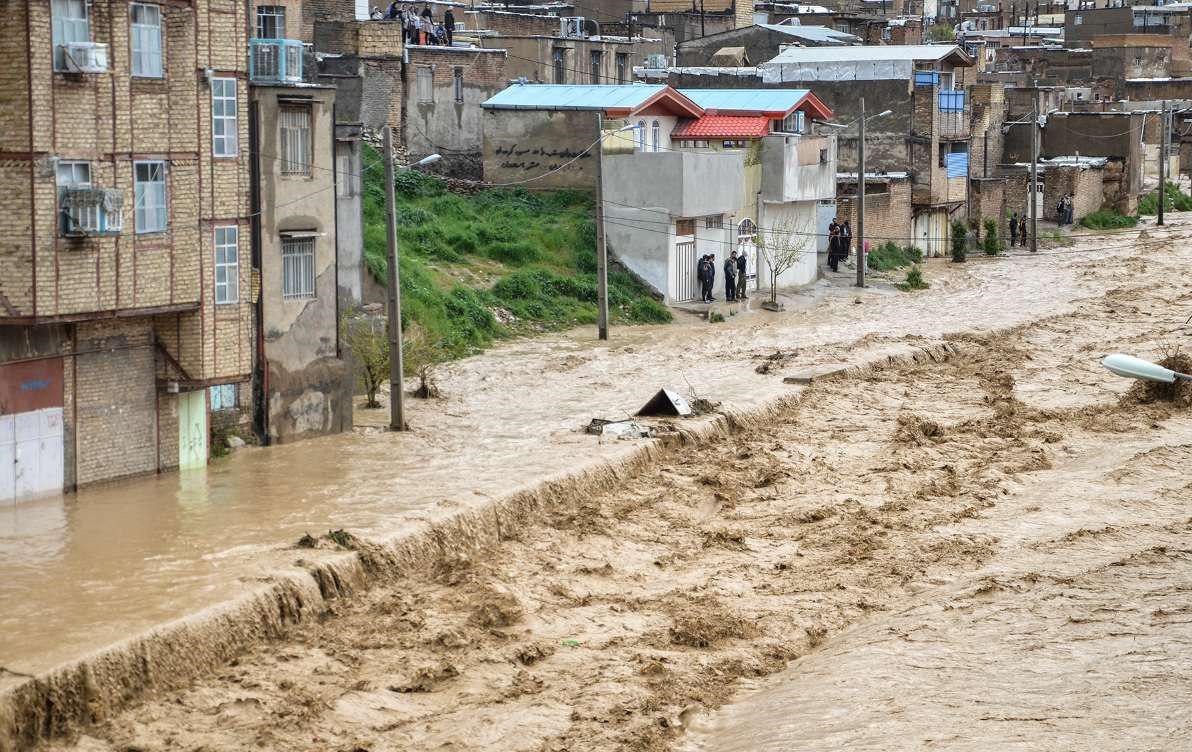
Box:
<box><xmin>52</xmin><ymin>0</ymin><xmax>90</xmax><ymax>71</ymax></box>
<box><xmin>57</xmin><ymin>161</ymin><xmax>95</xmax><ymax>234</ymax></box>
<box><xmin>130</xmin><ymin>4</ymin><xmax>162</xmax><ymax>77</ymax></box>
<box><xmin>214</xmin><ymin>225</ymin><xmax>239</xmax><ymax>304</ymax></box>
<box><xmin>282</xmin><ymin>237</ymin><xmax>316</xmax><ymax>299</ymax></box>
<box><xmin>416</xmin><ymin>66</ymin><xmax>433</xmax><ymax>102</ymax></box>
<box><xmin>279</xmin><ymin>106</ymin><xmax>311</xmax><ymax>176</ymax></box>
<box><xmin>636</xmin><ymin>119</ymin><xmax>646</xmax><ymax>151</ymax></box>
<box><xmin>211</xmin><ymin>77</ymin><xmax>238</xmax><ymax>157</ymax></box>
<box><xmin>134</xmin><ymin>161</ymin><xmax>167</xmax><ymax>233</ymax></box>
<box><xmin>553</xmin><ymin>48</ymin><xmax>566</xmax><ymax>83</ymax></box>
<box><xmin>651</xmin><ymin>120</ymin><xmax>660</xmax><ymax>152</ymax></box>
<box><xmin>615</xmin><ymin>53</ymin><xmax>627</xmax><ymax>84</ymax></box>
<box><xmin>453</xmin><ymin>67</ymin><xmax>463</xmax><ymax>103</ymax></box>
<box><xmin>590</xmin><ymin>50</ymin><xmax>602</xmax><ymax>83</ymax></box>
<box><xmin>209</xmin><ymin>383</ymin><xmax>236</xmax><ymax>411</ymax></box>
<box><xmin>705</xmin><ymin>215</ymin><xmax>723</xmax><ymax>229</ymax></box>
<box><xmin>256</xmin><ymin>5</ymin><xmax>285</xmax><ymax>38</ymax></box>
<box><xmin>737</xmin><ymin>218</ymin><xmax>756</xmax><ymax>240</ymax></box>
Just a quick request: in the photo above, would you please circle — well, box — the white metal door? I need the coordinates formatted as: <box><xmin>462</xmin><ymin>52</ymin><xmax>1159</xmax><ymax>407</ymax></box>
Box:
<box><xmin>1</xmin><ymin>408</ymin><xmax>64</xmax><ymax>504</ymax></box>
<box><xmin>672</xmin><ymin>239</ymin><xmax>698</xmax><ymax>302</ymax></box>
<box><xmin>816</xmin><ymin>201</ymin><xmax>836</xmax><ymax>254</ymax></box>
<box><xmin>0</xmin><ymin>415</ymin><xmax>14</xmax><ymax>503</ymax></box>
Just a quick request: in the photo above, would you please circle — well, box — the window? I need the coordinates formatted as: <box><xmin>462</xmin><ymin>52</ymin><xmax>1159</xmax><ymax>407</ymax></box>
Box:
<box><xmin>130</xmin><ymin>4</ymin><xmax>163</xmax><ymax>77</ymax></box>
<box><xmin>651</xmin><ymin>120</ymin><xmax>661</xmax><ymax>152</ymax></box>
<box><xmin>737</xmin><ymin>218</ymin><xmax>757</xmax><ymax>241</ymax></box>
<box><xmin>615</xmin><ymin>53</ymin><xmax>628</xmax><ymax>84</ymax></box>
<box><xmin>281</xmin><ymin>237</ymin><xmax>316</xmax><ymax>299</ymax></box>
<box><xmin>214</xmin><ymin>226</ymin><xmax>239</xmax><ymax>304</ymax></box>
<box><xmin>279</xmin><ymin>106</ymin><xmax>312</xmax><ymax>176</ymax></box>
<box><xmin>590</xmin><ymin>50</ymin><xmax>602</xmax><ymax>83</ymax></box>
<box><xmin>256</xmin><ymin>5</ymin><xmax>286</xmax><ymax>38</ymax></box>
<box><xmin>57</xmin><ymin>160</ymin><xmax>91</xmax><ymax>188</ymax></box>
<box><xmin>453</xmin><ymin>67</ymin><xmax>464</xmax><ymax>103</ymax></box>
<box><xmin>57</xmin><ymin>161</ymin><xmax>95</xmax><ymax>235</ymax></box>
<box><xmin>722</xmin><ymin>139</ymin><xmax>747</xmax><ymax>148</ymax></box>
<box><xmin>209</xmin><ymin>383</ymin><xmax>236</xmax><ymax>411</ymax></box>
<box><xmin>1074</xmin><ymin>15</ymin><xmax>1082</xmax><ymax>24</ymax></box>
<box><xmin>636</xmin><ymin>119</ymin><xmax>646</xmax><ymax>151</ymax></box>
<box><xmin>675</xmin><ymin>219</ymin><xmax>695</xmax><ymax>236</ymax></box>
<box><xmin>553</xmin><ymin>48</ymin><xmax>566</xmax><ymax>84</ymax></box>
<box><xmin>52</xmin><ymin>0</ymin><xmax>90</xmax><ymax>71</ymax></box>
<box><xmin>416</xmin><ymin>66</ymin><xmax>433</xmax><ymax>103</ymax></box>
<box><xmin>211</xmin><ymin>77</ymin><xmax>238</xmax><ymax>157</ymax></box>
<box><xmin>705</xmin><ymin>215</ymin><xmax>723</xmax><ymax>229</ymax></box>
<box><xmin>133</xmin><ymin>161</ymin><xmax>167</xmax><ymax>233</ymax></box>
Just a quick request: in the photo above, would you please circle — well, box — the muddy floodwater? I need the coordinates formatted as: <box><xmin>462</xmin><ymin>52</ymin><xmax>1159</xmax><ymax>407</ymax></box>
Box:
<box><xmin>25</xmin><ymin>221</ymin><xmax>1192</xmax><ymax>751</ymax></box>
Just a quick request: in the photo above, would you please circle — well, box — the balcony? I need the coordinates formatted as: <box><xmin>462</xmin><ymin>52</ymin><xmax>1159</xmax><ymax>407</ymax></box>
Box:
<box><xmin>602</xmin><ymin>151</ymin><xmax>745</xmax><ymax>219</ymax></box>
<box><xmin>938</xmin><ymin>90</ymin><xmax>968</xmax><ymax>139</ymax></box>
<box><xmin>249</xmin><ymin>39</ymin><xmax>304</xmax><ymax>84</ymax></box>
<box><xmin>760</xmin><ymin>134</ymin><xmax>836</xmax><ymax>203</ymax></box>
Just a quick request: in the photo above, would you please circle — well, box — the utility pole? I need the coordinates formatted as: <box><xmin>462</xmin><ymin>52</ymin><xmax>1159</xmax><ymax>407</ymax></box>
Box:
<box><xmin>382</xmin><ymin>126</ymin><xmax>406</xmax><ymax>431</ymax></box>
<box><xmin>1158</xmin><ymin>100</ymin><xmax>1168</xmax><ymax>226</ymax></box>
<box><xmin>595</xmin><ymin>113</ymin><xmax>609</xmax><ymax>340</ymax></box>
<box><xmin>857</xmin><ymin>97</ymin><xmax>866</xmax><ymax>288</ymax></box>
<box><xmin>1029</xmin><ymin>91</ymin><xmax>1038</xmax><ymax>253</ymax></box>
<box><xmin>700</xmin><ymin>0</ymin><xmax>706</xmax><ymax>38</ymax></box>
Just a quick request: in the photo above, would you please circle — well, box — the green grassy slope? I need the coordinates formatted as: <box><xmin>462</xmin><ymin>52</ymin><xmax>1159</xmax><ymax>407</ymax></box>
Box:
<box><xmin>360</xmin><ymin>144</ymin><xmax>670</xmax><ymax>361</ymax></box>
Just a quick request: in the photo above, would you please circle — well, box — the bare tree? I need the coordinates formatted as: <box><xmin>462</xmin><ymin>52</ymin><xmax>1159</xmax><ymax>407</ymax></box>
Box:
<box><xmin>755</xmin><ymin>216</ymin><xmax>814</xmax><ymax>311</ymax></box>
<box><xmin>339</xmin><ymin>308</ymin><xmax>389</xmax><ymax>409</ymax></box>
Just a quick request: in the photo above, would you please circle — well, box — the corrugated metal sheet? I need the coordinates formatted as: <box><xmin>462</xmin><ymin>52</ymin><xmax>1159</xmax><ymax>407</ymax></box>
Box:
<box><xmin>677</xmin><ymin>87</ymin><xmax>810</xmax><ymax>115</ymax></box>
<box><xmin>758</xmin><ymin>23</ymin><xmax>859</xmax><ymax>45</ymax></box>
<box><xmin>945</xmin><ymin>150</ymin><xmax>969</xmax><ymax>179</ymax></box>
<box><xmin>481</xmin><ymin>84</ymin><xmax>667</xmax><ymax>111</ymax></box>
<box><xmin>649</xmin><ymin>0</ymin><xmax>732</xmax><ymax>11</ymax></box>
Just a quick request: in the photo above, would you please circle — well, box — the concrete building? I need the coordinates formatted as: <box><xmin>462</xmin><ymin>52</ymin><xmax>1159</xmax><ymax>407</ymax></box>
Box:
<box><xmin>601</xmin><ymin>88</ymin><xmax>837</xmax><ymax>302</ymax></box>
<box><xmin>675</xmin><ymin>23</ymin><xmax>860</xmax><ymax>68</ymax></box>
<box><xmin>0</xmin><ymin>0</ymin><xmax>254</xmax><ymax>501</ymax></box>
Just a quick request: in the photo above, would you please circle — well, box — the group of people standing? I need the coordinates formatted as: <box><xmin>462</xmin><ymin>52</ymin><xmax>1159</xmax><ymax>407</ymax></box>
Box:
<box><xmin>1008</xmin><ymin>212</ymin><xmax>1030</xmax><ymax>246</ymax></box>
<box><xmin>696</xmin><ymin>251</ymin><xmax>748</xmax><ymax>304</ymax></box>
<box><xmin>826</xmin><ymin>216</ymin><xmax>852</xmax><ymax>273</ymax></box>
<box><xmin>1055</xmin><ymin>195</ymin><xmax>1075</xmax><ymax>227</ymax></box>
<box><xmin>373</xmin><ymin>2</ymin><xmax>455</xmax><ymax>46</ymax></box>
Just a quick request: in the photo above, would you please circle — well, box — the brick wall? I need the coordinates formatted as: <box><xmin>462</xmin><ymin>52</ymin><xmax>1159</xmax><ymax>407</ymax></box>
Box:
<box><xmin>1043</xmin><ymin>165</ymin><xmax>1105</xmax><ymax>222</ymax></box>
<box><xmin>836</xmin><ymin>178</ymin><xmax>914</xmax><ymax>248</ymax></box>
<box><xmin>969</xmin><ymin>177</ymin><xmax>1007</xmax><ymax>240</ymax></box>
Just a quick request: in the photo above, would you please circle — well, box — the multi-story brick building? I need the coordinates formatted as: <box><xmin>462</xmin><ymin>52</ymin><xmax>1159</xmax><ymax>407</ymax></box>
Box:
<box><xmin>0</xmin><ymin>0</ymin><xmax>254</xmax><ymax>501</ymax></box>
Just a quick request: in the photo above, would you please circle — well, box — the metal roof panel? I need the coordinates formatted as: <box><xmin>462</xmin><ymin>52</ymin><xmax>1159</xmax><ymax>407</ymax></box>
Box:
<box><xmin>481</xmin><ymin>83</ymin><xmax>668</xmax><ymax>111</ymax></box>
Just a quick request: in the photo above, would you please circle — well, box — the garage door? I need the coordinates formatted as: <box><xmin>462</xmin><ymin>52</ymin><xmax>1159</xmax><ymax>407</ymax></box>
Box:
<box><xmin>0</xmin><ymin>359</ymin><xmax>65</xmax><ymax>504</ymax></box>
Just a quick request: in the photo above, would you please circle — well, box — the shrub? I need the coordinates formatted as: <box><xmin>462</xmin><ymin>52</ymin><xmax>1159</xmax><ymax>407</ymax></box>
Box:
<box><xmin>1079</xmin><ymin>209</ymin><xmax>1138</xmax><ymax>230</ymax></box>
<box><xmin>898</xmin><ymin>265</ymin><xmax>929</xmax><ymax>292</ymax></box>
<box><xmin>627</xmin><ymin>297</ymin><xmax>672</xmax><ymax>324</ymax></box>
<box><xmin>709</xmin><ymin>311</ymin><xmax>726</xmax><ymax>323</ymax></box>
<box><xmin>925</xmin><ymin>23</ymin><xmax>955</xmax><ymax>41</ymax></box>
<box><xmin>951</xmin><ymin>220</ymin><xmax>967</xmax><ymax>263</ymax></box>
<box><xmin>982</xmin><ymin>218</ymin><xmax>1000</xmax><ymax>256</ymax></box>
<box><xmin>393</xmin><ymin>169</ymin><xmax>444</xmax><ymax>198</ymax></box>
<box><xmin>1138</xmin><ymin>181</ymin><xmax>1192</xmax><ymax>215</ymax></box>
<box><xmin>867</xmin><ymin>242</ymin><xmax>922</xmax><ymax>271</ymax></box>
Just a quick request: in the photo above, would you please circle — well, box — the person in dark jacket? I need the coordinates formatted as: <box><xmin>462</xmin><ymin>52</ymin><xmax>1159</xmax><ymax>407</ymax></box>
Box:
<box><xmin>707</xmin><ymin>253</ymin><xmax>717</xmax><ymax>301</ymax></box>
<box><xmin>735</xmin><ymin>249</ymin><xmax>747</xmax><ymax>300</ymax></box>
<box><xmin>1009</xmin><ymin>213</ymin><xmax>1019</xmax><ymax>247</ymax></box>
<box><xmin>840</xmin><ymin>219</ymin><xmax>852</xmax><ymax>264</ymax></box>
<box><xmin>724</xmin><ymin>251</ymin><xmax>738</xmax><ymax>302</ymax></box>
<box><xmin>827</xmin><ymin>218</ymin><xmax>841</xmax><ymax>272</ymax></box>
<box><xmin>387</xmin><ymin>1</ymin><xmax>400</xmax><ymax>19</ymax></box>
<box><xmin>443</xmin><ymin>8</ymin><xmax>455</xmax><ymax>44</ymax></box>
<box><xmin>697</xmin><ymin>255</ymin><xmax>710</xmax><ymax>303</ymax></box>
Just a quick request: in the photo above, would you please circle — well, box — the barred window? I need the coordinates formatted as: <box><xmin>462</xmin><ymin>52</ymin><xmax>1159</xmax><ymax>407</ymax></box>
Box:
<box><xmin>281</xmin><ymin>237</ymin><xmax>316</xmax><ymax>299</ymax></box>
<box><xmin>453</xmin><ymin>67</ymin><xmax>464</xmax><ymax>103</ymax></box>
<box><xmin>279</xmin><ymin>106</ymin><xmax>311</xmax><ymax>176</ymax></box>
<box><xmin>214</xmin><ymin>226</ymin><xmax>239</xmax><ymax>304</ymax></box>
<box><xmin>211</xmin><ymin>77</ymin><xmax>238</xmax><ymax>157</ymax></box>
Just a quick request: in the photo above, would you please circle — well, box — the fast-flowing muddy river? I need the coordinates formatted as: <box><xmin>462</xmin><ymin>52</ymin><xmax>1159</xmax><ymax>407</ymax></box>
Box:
<box><xmin>34</xmin><ymin>225</ymin><xmax>1192</xmax><ymax>751</ymax></box>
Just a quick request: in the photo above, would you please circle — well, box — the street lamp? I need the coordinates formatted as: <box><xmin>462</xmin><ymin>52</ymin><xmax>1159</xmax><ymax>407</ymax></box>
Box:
<box><xmin>1102</xmin><ymin>353</ymin><xmax>1192</xmax><ymax>383</ymax></box>
<box><xmin>817</xmin><ymin>104</ymin><xmax>893</xmax><ymax>288</ymax></box>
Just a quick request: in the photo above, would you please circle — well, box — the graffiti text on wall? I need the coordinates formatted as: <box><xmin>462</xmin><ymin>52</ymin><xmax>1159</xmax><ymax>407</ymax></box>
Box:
<box><xmin>495</xmin><ymin>143</ymin><xmax>592</xmax><ymax>172</ymax></box>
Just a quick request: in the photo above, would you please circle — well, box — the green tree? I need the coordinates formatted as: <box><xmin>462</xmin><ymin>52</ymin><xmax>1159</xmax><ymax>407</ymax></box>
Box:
<box><xmin>340</xmin><ymin>309</ymin><xmax>389</xmax><ymax>409</ymax></box>
<box><xmin>982</xmin><ymin>218</ymin><xmax>1000</xmax><ymax>255</ymax></box>
<box><xmin>926</xmin><ymin>23</ymin><xmax>955</xmax><ymax>42</ymax></box>
<box><xmin>951</xmin><ymin>219</ymin><xmax>967</xmax><ymax>263</ymax></box>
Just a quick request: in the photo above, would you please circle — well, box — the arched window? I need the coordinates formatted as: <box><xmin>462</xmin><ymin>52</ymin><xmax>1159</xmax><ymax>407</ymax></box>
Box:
<box><xmin>636</xmin><ymin>119</ymin><xmax>646</xmax><ymax>151</ymax></box>
<box><xmin>651</xmin><ymin>120</ymin><xmax>661</xmax><ymax>152</ymax></box>
<box><xmin>737</xmin><ymin>218</ymin><xmax>757</xmax><ymax>241</ymax></box>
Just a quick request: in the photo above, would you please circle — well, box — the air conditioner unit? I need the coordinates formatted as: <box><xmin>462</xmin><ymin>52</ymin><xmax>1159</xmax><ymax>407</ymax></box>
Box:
<box><xmin>645</xmin><ymin>53</ymin><xmax>667</xmax><ymax>69</ymax></box>
<box><xmin>60</xmin><ymin>42</ymin><xmax>109</xmax><ymax>74</ymax></box>
<box><xmin>560</xmin><ymin>16</ymin><xmax>586</xmax><ymax>37</ymax></box>
<box><xmin>60</xmin><ymin>187</ymin><xmax>123</xmax><ymax>237</ymax></box>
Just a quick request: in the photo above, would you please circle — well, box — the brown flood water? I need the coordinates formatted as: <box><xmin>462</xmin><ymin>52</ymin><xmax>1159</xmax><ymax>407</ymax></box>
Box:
<box><xmin>0</xmin><ymin>228</ymin><xmax>1169</xmax><ymax>684</ymax></box>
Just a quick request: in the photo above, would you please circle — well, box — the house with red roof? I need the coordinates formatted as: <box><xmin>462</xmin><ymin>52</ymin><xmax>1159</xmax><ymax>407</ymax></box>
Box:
<box><xmin>480</xmin><ymin>83</ymin><xmax>837</xmax><ymax>303</ymax></box>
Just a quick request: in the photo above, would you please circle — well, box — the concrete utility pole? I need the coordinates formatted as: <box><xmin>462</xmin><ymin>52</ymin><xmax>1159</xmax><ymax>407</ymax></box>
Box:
<box><xmin>857</xmin><ymin>97</ymin><xmax>866</xmax><ymax>288</ymax></box>
<box><xmin>382</xmin><ymin>126</ymin><xmax>406</xmax><ymax>431</ymax></box>
<box><xmin>1030</xmin><ymin>92</ymin><xmax>1039</xmax><ymax>253</ymax></box>
<box><xmin>1158</xmin><ymin>100</ymin><xmax>1168</xmax><ymax>226</ymax></box>
<box><xmin>595</xmin><ymin>112</ymin><xmax>610</xmax><ymax>340</ymax></box>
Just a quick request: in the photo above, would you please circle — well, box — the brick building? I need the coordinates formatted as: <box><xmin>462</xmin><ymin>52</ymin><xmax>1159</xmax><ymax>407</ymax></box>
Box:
<box><xmin>835</xmin><ymin>173</ymin><xmax>914</xmax><ymax>249</ymax></box>
<box><xmin>0</xmin><ymin>0</ymin><xmax>255</xmax><ymax>501</ymax></box>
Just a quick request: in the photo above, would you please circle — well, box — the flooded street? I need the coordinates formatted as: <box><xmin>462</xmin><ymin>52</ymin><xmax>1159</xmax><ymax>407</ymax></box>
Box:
<box><xmin>0</xmin><ymin>227</ymin><xmax>1112</xmax><ymax>681</ymax></box>
<box><xmin>28</xmin><ymin>223</ymin><xmax>1192</xmax><ymax>751</ymax></box>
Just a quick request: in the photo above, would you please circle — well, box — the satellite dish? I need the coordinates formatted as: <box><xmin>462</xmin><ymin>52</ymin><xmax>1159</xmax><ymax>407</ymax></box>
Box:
<box><xmin>1101</xmin><ymin>353</ymin><xmax>1191</xmax><ymax>383</ymax></box>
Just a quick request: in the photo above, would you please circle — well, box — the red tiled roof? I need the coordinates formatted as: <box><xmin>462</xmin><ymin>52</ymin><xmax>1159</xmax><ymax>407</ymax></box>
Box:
<box><xmin>671</xmin><ymin>115</ymin><xmax>772</xmax><ymax>139</ymax></box>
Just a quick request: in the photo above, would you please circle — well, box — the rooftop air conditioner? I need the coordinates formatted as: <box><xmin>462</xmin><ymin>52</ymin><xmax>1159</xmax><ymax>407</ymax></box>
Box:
<box><xmin>645</xmin><ymin>53</ymin><xmax>667</xmax><ymax>69</ymax></box>
<box><xmin>61</xmin><ymin>42</ymin><xmax>109</xmax><ymax>74</ymax></box>
<box><xmin>560</xmin><ymin>16</ymin><xmax>586</xmax><ymax>38</ymax></box>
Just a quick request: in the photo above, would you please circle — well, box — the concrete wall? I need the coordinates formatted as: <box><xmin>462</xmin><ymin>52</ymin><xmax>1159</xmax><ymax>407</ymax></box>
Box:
<box><xmin>253</xmin><ymin>85</ymin><xmax>351</xmax><ymax>443</ymax></box>
<box><xmin>761</xmin><ymin>134</ymin><xmax>837</xmax><ymax>204</ymax></box>
<box><xmin>603</xmin><ymin>151</ymin><xmax>745</xmax><ymax>218</ymax></box>
<box><xmin>483</xmin><ymin>35</ymin><xmax>668</xmax><ymax>85</ymax></box>
<box><xmin>482</xmin><ymin>109</ymin><xmax>599</xmax><ymax>189</ymax></box>
<box><xmin>757</xmin><ymin>200</ymin><xmax>818</xmax><ymax>289</ymax></box>
<box><xmin>404</xmin><ymin>47</ymin><xmax>508</xmax><ymax>178</ymax></box>
<box><xmin>677</xmin><ymin>26</ymin><xmax>830</xmax><ymax>68</ymax></box>
<box><xmin>605</xmin><ymin>207</ymin><xmax>671</xmax><ymax>298</ymax></box>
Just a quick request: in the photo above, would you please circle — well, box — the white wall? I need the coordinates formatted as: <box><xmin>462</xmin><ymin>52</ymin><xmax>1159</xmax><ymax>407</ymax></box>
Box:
<box><xmin>758</xmin><ymin>200</ymin><xmax>819</xmax><ymax>290</ymax></box>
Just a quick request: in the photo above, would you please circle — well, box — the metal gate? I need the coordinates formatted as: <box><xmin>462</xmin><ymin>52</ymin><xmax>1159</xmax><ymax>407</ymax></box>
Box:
<box><xmin>0</xmin><ymin>359</ymin><xmax>64</xmax><ymax>504</ymax></box>
<box><xmin>737</xmin><ymin>218</ymin><xmax>759</xmax><ymax>291</ymax></box>
<box><xmin>672</xmin><ymin>239</ymin><xmax>698</xmax><ymax>302</ymax></box>
<box><xmin>815</xmin><ymin>200</ymin><xmax>836</xmax><ymax>254</ymax></box>
<box><xmin>178</xmin><ymin>390</ymin><xmax>208</xmax><ymax>470</ymax></box>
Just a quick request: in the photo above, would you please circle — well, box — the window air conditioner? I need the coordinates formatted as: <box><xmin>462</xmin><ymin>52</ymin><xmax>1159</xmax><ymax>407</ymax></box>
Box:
<box><xmin>560</xmin><ymin>17</ymin><xmax>586</xmax><ymax>37</ymax></box>
<box><xmin>60</xmin><ymin>188</ymin><xmax>123</xmax><ymax>237</ymax></box>
<box><xmin>61</xmin><ymin>42</ymin><xmax>109</xmax><ymax>74</ymax></box>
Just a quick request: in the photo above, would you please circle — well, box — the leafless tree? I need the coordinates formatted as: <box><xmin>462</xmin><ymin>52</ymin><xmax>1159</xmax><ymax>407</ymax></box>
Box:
<box><xmin>755</xmin><ymin>217</ymin><xmax>814</xmax><ymax>309</ymax></box>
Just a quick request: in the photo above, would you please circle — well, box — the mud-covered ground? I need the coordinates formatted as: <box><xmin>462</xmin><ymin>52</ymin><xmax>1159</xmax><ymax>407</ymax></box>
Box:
<box><xmin>46</xmin><ymin>240</ymin><xmax>1192</xmax><ymax>752</ymax></box>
